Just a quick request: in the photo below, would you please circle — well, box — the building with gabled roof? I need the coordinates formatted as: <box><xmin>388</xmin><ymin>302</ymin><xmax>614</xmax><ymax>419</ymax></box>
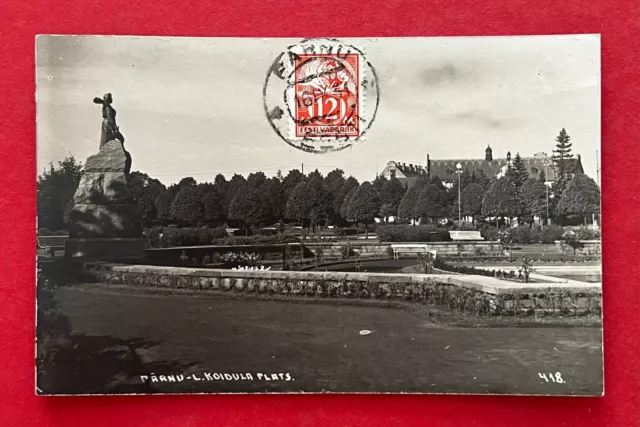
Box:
<box><xmin>379</xmin><ymin>145</ymin><xmax>584</xmax><ymax>189</ymax></box>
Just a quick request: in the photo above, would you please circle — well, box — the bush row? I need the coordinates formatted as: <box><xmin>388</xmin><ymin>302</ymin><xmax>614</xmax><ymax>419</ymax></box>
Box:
<box><xmin>376</xmin><ymin>225</ymin><xmax>452</xmax><ymax>242</ymax></box>
<box><xmin>433</xmin><ymin>258</ymin><xmax>524</xmax><ymax>281</ymax></box>
<box><xmin>377</xmin><ymin>224</ymin><xmax>594</xmax><ymax>244</ymax></box>
<box><xmin>145</xmin><ymin>226</ymin><xmax>299</xmax><ymax>248</ymax></box>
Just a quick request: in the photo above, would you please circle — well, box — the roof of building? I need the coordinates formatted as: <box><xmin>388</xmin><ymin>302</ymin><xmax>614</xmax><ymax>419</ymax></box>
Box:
<box><xmin>378</xmin><ymin>162</ymin><xmax>426</xmax><ymax>188</ymax></box>
<box><xmin>380</xmin><ymin>154</ymin><xmax>584</xmax><ymax>187</ymax></box>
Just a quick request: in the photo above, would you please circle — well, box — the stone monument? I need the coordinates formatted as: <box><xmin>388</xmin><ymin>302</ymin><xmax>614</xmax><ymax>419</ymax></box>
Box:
<box><xmin>65</xmin><ymin>93</ymin><xmax>145</xmax><ymax>259</ymax></box>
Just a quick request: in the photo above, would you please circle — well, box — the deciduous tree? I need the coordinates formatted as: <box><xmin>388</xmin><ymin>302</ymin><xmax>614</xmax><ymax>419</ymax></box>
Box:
<box><xmin>482</xmin><ymin>178</ymin><xmax>525</xmax><ymax>227</ymax></box>
<box><xmin>177</xmin><ymin>177</ymin><xmax>197</xmax><ymax>189</ymax></box>
<box><xmin>333</xmin><ymin>177</ymin><xmax>359</xmax><ymax>224</ymax></box>
<box><xmin>397</xmin><ymin>186</ymin><xmax>420</xmax><ymax>224</ymax></box>
<box><xmin>340</xmin><ymin>186</ymin><xmax>358</xmax><ymax>224</ymax></box>
<box><xmin>556</xmin><ymin>173</ymin><xmax>600</xmax><ymax>225</ymax></box>
<box><xmin>202</xmin><ymin>191</ymin><xmax>224</xmax><ymax>224</ymax></box>
<box><xmin>225</xmin><ymin>174</ymin><xmax>247</xmax><ymax>217</ymax></box>
<box><xmin>282</xmin><ymin>169</ymin><xmax>304</xmax><ymax>199</ymax></box>
<box><xmin>325</xmin><ymin>168</ymin><xmax>346</xmax><ymax>193</ymax></box>
<box><xmin>520</xmin><ymin>178</ymin><xmax>548</xmax><ymax>223</ymax></box>
<box><xmin>379</xmin><ymin>177</ymin><xmax>406</xmax><ymax>220</ymax></box>
<box><xmin>460</xmin><ymin>182</ymin><xmax>484</xmax><ymax>220</ymax></box>
<box><xmin>155</xmin><ymin>191</ymin><xmax>175</xmax><ymax>224</ymax></box>
<box><xmin>247</xmin><ymin>171</ymin><xmax>267</xmax><ymax>187</ymax></box>
<box><xmin>285</xmin><ymin>181</ymin><xmax>317</xmax><ymax>230</ymax></box>
<box><xmin>414</xmin><ymin>184</ymin><xmax>449</xmax><ymax>223</ymax></box>
<box><xmin>260</xmin><ymin>177</ymin><xmax>285</xmax><ymax>223</ymax></box>
<box><xmin>37</xmin><ymin>155</ymin><xmax>84</xmax><ymax>231</ymax></box>
<box><xmin>170</xmin><ymin>186</ymin><xmax>204</xmax><ymax>226</ymax></box>
<box><xmin>228</xmin><ymin>185</ymin><xmax>266</xmax><ymax>233</ymax></box>
<box><xmin>347</xmin><ymin>182</ymin><xmax>380</xmax><ymax>238</ymax></box>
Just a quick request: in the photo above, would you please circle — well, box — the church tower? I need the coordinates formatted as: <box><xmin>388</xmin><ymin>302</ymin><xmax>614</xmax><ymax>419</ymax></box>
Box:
<box><xmin>485</xmin><ymin>145</ymin><xmax>493</xmax><ymax>161</ymax></box>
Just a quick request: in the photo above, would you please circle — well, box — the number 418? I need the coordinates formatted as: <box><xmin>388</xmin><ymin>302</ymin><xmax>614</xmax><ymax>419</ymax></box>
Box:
<box><xmin>539</xmin><ymin>372</ymin><xmax>565</xmax><ymax>383</ymax></box>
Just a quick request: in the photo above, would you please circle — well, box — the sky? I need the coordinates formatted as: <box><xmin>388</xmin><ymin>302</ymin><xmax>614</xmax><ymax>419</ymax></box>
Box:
<box><xmin>36</xmin><ymin>35</ymin><xmax>601</xmax><ymax>185</ymax></box>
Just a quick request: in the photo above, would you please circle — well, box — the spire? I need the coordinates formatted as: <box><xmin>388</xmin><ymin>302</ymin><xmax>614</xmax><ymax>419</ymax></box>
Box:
<box><xmin>485</xmin><ymin>145</ymin><xmax>493</xmax><ymax>161</ymax></box>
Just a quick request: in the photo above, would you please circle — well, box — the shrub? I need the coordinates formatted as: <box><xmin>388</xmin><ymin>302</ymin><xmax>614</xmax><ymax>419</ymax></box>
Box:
<box><xmin>161</xmin><ymin>227</ymin><xmax>199</xmax><ymax>247</ymax></box>
<box><xmin>452</xmin><ymin>221</ymin><xmax>479</xmax><ymax>231</ymax></box>
<box><xmin>218</xmin><ymin>234</ymin><xmax>299</xmax><ymax>246</ymax></box>
<box><xmin>212</xmin><ymin>252</ymin><xmax>261</xmax><ymax>268</ymax></box>
<box><xmin>258</xmin><ymin>234</ymin><xmax>299</xmax><ymax>245</ymax></box>
<box><xmin>510</xmin><ymin>226</ymin><xmax>533</xmax><ymax>244</ymax></box>
<box><xmin>333</xmin><ymin>227</ymin><xmax>358</xmax><ymax>237</ymax></box>
<box><xmin>356</xmin><ymin>223</ymin><xmax>377</xmax><ymax>234</ymax></box>
<box><xmin>145</xmin><ymin>225</ymin><xmax>163</xmax><ymax>248</ymax></box>
<box><xmin>210</xmin><ymin>226</ymin><xmax>229</xmax><ymax>239</ymax></box>
<box><xmin>481</xmin><ymin>225</ymin><xmax>565</xmax><ymax>244</ymax></box>
<box><xmin>197</xmin><ymin>227</ymin><xmax>212</xmax><ymax>246</ymax></box>
<box><xmin>257</xmin><ymin>228</ymin><xmax>278</xmax><ymax>236</ymax></box>
<box><xmin>144</xmin><ymin>226</ymin><xmax>300</xmax><ymax>248</ymax></box>
<box><xmin>539</xmin><ymin>225</ymin><xmax>565</xmax><ymax>243</ymax></box>
<box><xmin>341</xmin><ymin>243</ymin><xmax>356</xmax><ymax>259</ymax></box>
<box><xmin>561</xmin><ymin>234</ymin><xmax>586</xmax><ymax>254</ymax></box>
<box><xmin>480</xmin><ymin>225</ymin><xmax>498</xmax><ymax>241</ymax></box>
<box><xmin>433</xmin><ymin>257</ymin><xmax>530</xmax><ymax>282</ymax></box>
<box><xmin>377</xmin><ymin>225</ymin><xmax>451</xmax><ymax>242</ymax></box>
<box><xmin>573</xmin><ymin>227</ymin><xmax>601</xmax><ymax>240</ymax></box>
<box><xmin>232</xmin><ymin>228</ymin><xmax>253</xmax><ymax>236</ymax></box>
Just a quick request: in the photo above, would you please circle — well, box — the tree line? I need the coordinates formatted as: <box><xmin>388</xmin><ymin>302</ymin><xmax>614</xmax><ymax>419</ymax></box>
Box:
<box><xmin>37</xmin><ymin>129</ymin><xmax>600</xmax><ymax>233</ymax></box>
<box><xmin>37</xmin><ymin>158</ymin><xmax>600</xmax><ymax>233</ymax></box>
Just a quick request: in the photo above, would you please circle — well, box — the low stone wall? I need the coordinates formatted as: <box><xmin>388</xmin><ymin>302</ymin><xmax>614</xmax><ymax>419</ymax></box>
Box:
<box><xmin>85</xmin><ymin>264</ymin><xmax>602</xmax><ymax>317</ymax></box>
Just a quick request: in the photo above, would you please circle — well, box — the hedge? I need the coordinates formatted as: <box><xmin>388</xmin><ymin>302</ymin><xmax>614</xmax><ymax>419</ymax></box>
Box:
<box><xmin>377</xmin><ymin>225</ymin><xmax>452</xmax><ymax>242</ymax></box>
<box><xmin>145</xmin><ymin>226</ymin><xmax>299</xmax><ymax>248</ymax></box>
<box><xmin>433</xmin><ymin>257</ymin><xmax>524</xmax><ymax>281</ymax></box>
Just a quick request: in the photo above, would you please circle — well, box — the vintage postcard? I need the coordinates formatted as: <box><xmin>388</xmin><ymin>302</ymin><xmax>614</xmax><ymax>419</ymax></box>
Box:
<box><xmin>36</xmin><ymin>35</ymin><xmax>602</xmax><ymax>395</ymax></box>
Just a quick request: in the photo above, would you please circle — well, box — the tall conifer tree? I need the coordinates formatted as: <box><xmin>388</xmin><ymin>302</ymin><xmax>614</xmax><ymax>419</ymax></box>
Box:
<box><xmin>552</xmin><ymin>128</ymin><xmax>574</xmax><ymax>190</ymax></box>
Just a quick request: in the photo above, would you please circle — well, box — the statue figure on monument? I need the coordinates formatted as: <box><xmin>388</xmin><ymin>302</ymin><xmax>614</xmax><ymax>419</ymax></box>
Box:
<box><xmin>93</xmin><ymin>93</ymin><xmax>125</xmax><ymax>148</ymax></box>
<box><xmin>65</xmin><ymin>92</ymin><xmax>143</xmax><ymax>259</ymax></box>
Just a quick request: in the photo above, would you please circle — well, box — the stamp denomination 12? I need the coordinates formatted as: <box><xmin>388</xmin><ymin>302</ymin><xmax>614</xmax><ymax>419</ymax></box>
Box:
<box><xmin>263</xmin><ymin>38</ymin><xmax>379</xmax><ymax>154</ymax></box>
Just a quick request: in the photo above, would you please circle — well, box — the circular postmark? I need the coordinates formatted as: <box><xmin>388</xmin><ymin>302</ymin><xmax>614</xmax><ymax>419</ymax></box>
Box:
<box><xmin>263</xmin><ymin>38</ymin><xmax>380</xmax><ymax>154</ymax></box>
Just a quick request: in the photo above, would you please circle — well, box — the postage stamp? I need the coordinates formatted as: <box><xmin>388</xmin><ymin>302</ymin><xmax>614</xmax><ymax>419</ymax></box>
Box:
<box><xmin>263</xmin><ymin>38</ymin><xmax>379</xmax><ymax>154</ymax></box>
<box><xmin>293</xmin><ymin>53</ymin><xmax>360</xmax><ymax>138</ymax></box>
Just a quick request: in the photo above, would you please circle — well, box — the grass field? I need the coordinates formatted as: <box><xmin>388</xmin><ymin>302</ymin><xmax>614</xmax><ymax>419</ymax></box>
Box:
<box><xmin>43</xmin><ymin>285</ymin><xmax>603</xmax><ymax>395</ymax></box>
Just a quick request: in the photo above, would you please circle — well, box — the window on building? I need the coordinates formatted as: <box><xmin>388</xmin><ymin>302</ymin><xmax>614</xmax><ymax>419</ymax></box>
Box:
<box><xmin>531</xmin><ymin>167</ymin><xmax>538</xmax><ymax>174</ymax></box>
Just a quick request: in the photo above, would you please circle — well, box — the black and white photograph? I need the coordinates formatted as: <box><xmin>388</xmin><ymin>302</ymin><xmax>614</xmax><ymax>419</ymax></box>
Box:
<box><xmin>36</xmin><ymin>35</ymin><xmax>603</xmax><ymax>396</ymax></box>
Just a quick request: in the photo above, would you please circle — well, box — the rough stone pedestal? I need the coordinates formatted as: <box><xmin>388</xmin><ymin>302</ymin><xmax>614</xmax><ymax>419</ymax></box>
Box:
<box><xmin>65</xmin><ymin>139</ymin><xmax>144</xmax><ymax>260</ymax></box>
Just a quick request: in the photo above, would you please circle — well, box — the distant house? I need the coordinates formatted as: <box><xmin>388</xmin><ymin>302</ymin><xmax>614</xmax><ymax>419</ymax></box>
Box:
<box><xmin>379</xmin><ymin>145</ymin><xmax>584</xmax><ymax>188</ymax></box>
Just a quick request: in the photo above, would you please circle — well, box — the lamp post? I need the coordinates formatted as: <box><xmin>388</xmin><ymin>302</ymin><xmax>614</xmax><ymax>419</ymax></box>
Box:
<box><xmin>544</xmin><ymin>162</ymin><xmax>552</xmax><ymax>226</ymax></box>
<box><xmin>456</xmin><ymin>163</ymin><xmax>463</xmax><ymax>229</ymax></box>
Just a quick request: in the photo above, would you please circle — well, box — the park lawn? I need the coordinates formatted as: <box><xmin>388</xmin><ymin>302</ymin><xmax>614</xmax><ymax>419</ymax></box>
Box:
<box><xmin>48</xmin><ymin>285</ymin><xmax>603</xmax><ymax>395</ymax></box>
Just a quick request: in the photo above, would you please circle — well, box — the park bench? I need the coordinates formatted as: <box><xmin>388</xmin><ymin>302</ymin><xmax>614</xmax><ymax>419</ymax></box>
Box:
<box><xmin>390</xmin><ymin>244</ymin><xmax>436</xmax><ymax>259</ymax></box>
<box><xmin>449</xmin><ymin>231</ymin><xmax>483</xmax><ymax>241</ymax></box>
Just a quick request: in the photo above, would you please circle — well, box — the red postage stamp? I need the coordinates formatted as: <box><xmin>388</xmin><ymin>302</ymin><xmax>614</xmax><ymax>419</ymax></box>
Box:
<box><xmin>293</xmin><ymin>53</ymin><xmax>360</xmax><ymax>138</ymax></box>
